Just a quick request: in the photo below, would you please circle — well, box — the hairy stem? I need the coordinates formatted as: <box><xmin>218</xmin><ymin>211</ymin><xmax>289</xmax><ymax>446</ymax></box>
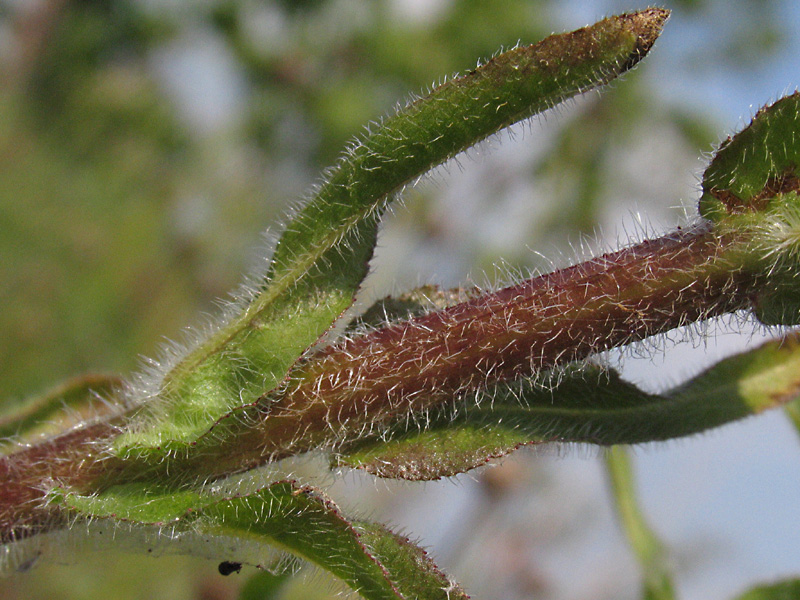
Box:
<box><xmin>0</xmin><ymin>223</ymin><xmax>764</xmax><ymax>543</ymax></box>
<box><xmin>154</xmin><ymin>8</ymin><xmax>670</xmax><ymax>429</ymax></box>
<box><xmin>199</xmin><ymin>224</ymin><xmax>757</xmax><ymax>469</ymax></box>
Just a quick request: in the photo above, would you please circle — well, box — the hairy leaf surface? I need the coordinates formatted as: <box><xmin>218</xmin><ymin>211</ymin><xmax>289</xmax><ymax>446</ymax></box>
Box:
<box><xmin>119</xmin><ymin>9</ymin><xmax>670</xmax><ymax>457</ymax></box>
<box><xmin>700</xmin><ymin>93</ymin><xmax>800</xmax><ymax>220</ymax></box>
<box><xmin>54</xmin><ymin>481</ymin><xmax>466</xmax><ymax>600</ymax></box>
<box><xmin>699</xmin><ymin>93</ymin><xmax>800</xmax><ymax>325</ymax></box>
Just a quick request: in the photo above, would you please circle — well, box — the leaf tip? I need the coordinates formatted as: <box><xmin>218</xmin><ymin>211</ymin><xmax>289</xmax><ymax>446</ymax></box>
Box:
<box><xmin>619</xmin><ymin>7</ymin><xmax>671</xmax><ymax>72</ymax></box>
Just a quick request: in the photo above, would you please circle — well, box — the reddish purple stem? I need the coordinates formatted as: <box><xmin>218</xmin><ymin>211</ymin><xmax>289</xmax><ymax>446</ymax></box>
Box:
<box><xmin>0</xmin><ymin>223</ymin><xmax>760</xmax><ymax>544</ymax></box>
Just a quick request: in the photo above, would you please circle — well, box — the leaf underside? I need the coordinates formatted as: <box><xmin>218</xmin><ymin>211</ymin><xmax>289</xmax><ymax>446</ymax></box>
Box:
<box><xmin>54</xmin><ymin>480</ymin><xmax>466</xmax><ymax>600</ymax></box>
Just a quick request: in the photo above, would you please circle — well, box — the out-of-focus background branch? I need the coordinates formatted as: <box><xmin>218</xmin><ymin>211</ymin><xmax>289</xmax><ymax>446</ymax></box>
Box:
<box><xmin>1</xmin><ymin>1</ymin><xmax>799</xmax><ymax>599</ymax></box>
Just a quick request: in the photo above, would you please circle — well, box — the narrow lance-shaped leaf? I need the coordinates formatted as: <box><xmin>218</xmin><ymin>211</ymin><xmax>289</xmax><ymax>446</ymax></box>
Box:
<box><xmin>333</xmin><ymin>332</ymin><xmax>800</xmax><ymax>480</ymax></box>
<box><xmin>118</xmin><ymin>9</ymin><xmax>670</xmax><ymax>455</ymax></box>
<box><xmin>0</xmin><ymin>10</ymin><xmax>672</xmax><ymax>544</ymax></box>
<box><xmin>605</xmin><ymin>447</ymin><xmax>675</xmax><ymax>600</ymax></box>
<box><xmin>0</xmin><ymin>374</ymin><xmax>122</xmax><ymax>453</ymax></box>
<box><xmin>51</xmin><ymin>481</ymin><xmax>467</xmax><ymax>600</ymax></box>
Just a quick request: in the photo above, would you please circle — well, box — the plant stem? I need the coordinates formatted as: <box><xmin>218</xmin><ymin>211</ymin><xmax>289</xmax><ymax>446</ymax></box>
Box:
<box><xmin>117</xmin><ymin>9</ymin><xmax>674</xmax><ymax>452</ymax></box>
<box><xmin>0</xmin><ymin>222</ymin><xmax>764</xmax><ymax>544</ymax></box>
<box><xmin>605</xmin><ymin>446</ymin><xmax>675</xmax><ymax>600</ymax></box>
<box><xmin>0</xmin><ymin>421</ymin><xmax>121</xmax><ymax>543</ymax></box>
<box><xmin>165</xmin><ymin>223</ymin><xmax>761</xmax><ymax>476</ymax></box>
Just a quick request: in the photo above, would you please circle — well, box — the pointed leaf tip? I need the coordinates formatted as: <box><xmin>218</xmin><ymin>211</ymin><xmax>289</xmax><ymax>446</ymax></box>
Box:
<box><xmin>622</xmin><ymin>8</ymin><xmax>671</xmax><ymax>71</ymax></box>
<box><xmin>114</xmin><ymin>9</ymin><xmax>672</xmax><ymax>471</ymax></box>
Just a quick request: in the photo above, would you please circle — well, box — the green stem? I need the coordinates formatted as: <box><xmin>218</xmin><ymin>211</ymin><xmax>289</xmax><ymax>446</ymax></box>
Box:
<box><xmin>605</xmin><ymin>446</ymin><xmax>675</xmax><ymax>600</ymax></box>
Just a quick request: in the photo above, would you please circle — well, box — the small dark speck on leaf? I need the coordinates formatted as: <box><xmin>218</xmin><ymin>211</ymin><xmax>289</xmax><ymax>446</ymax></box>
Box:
<box><xmin>218</xmin><ymin>561</ymin><xmax>243</xmax><ymax>576</ymax></box>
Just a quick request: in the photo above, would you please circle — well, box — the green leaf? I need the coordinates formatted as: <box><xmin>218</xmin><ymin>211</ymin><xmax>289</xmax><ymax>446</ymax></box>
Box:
<box><xmin>333</xmin><ymin>332</ymin><xmax>800</xmax><ymax>480</ymax></box>
<box><xmin>700</xmin><ymin>92</ymin><xmax>800</xmax><ymax>221</ymax></box>
<box><xmin>605</xmin><ymin>447</ymin><xmax>674</xmax><ymax>600</ymax></box>
<box><xmin>53</xmin><ymin>480</ymin><xmax>467</xmax><ymax>600</ymax></box>
<box><xmin>354</xmin><ymin>521</ymin><xmax>467</xmax><ymax>600</ymax></box>
<box><xmin>118</xmin><ymin>9</ymin><xmax>670</xmax><ymax>458</ymax></box>
<box><xmin>0</xmin><ymin>373</ymin><xmax>121</xmax><ymax>452</ymax></box>
<box><xmin>698</xmin><ymin>93</ymin><xmax>800</xmax><ymax>325</ymax></box>
<box><xmin>731</xmin><ymin>579</ymin><xmax>800</xmax><ymax>600</ymax></box>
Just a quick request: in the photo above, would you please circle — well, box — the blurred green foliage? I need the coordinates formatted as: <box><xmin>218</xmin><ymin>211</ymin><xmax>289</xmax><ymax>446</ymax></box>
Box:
<box><xmin>0</xmin><ymin>0</ymin><xmax>789</xmax><ymax>598</ymax></box>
